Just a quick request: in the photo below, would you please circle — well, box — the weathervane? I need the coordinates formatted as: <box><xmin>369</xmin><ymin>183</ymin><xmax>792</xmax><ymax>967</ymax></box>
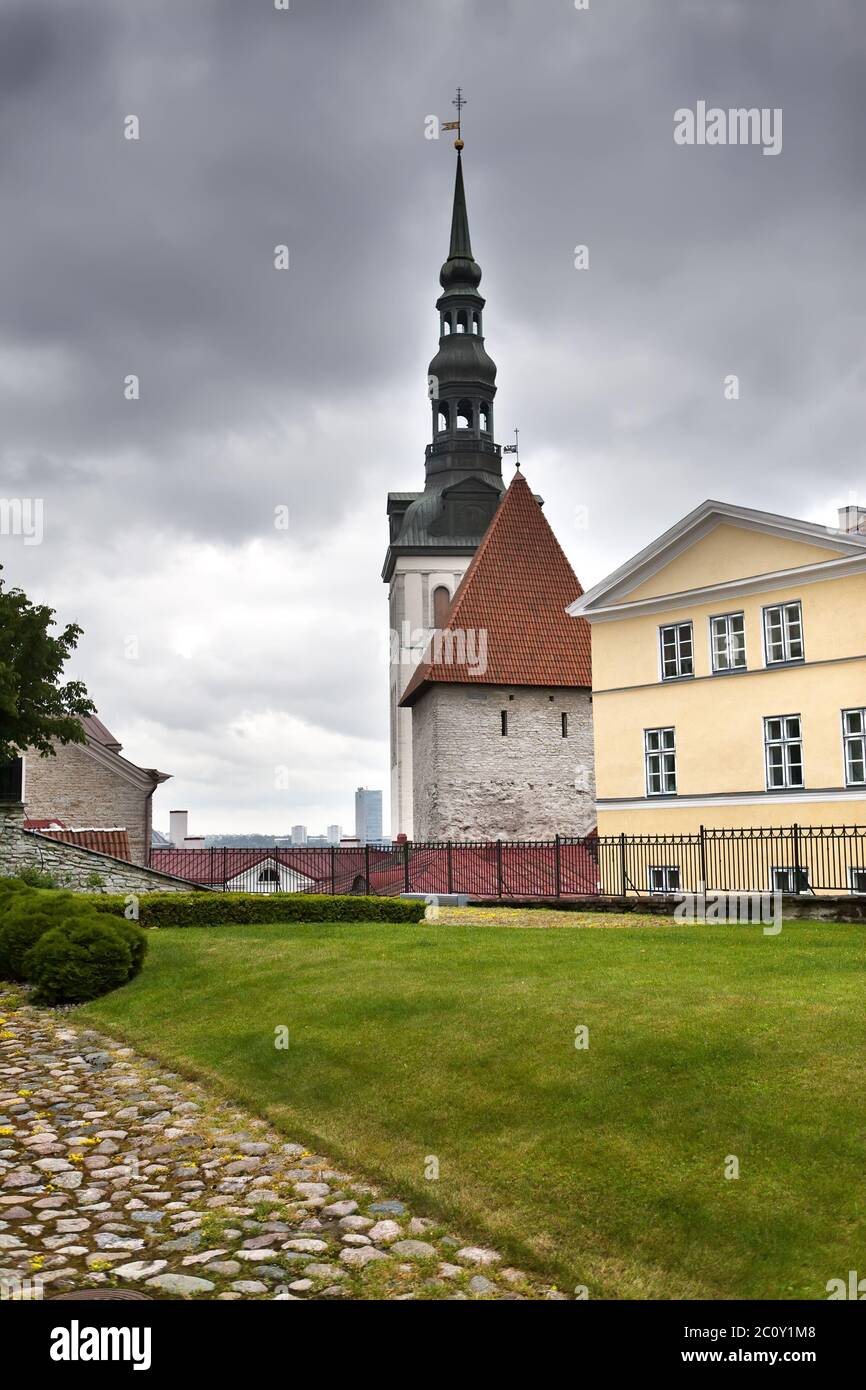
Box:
<box><xmin>442</xmin><ymin>87</ymin><xmax>467</xmax><ymax>149</ymax></box>
<box><xmin>503</xmin><ymin>428</ymin><xmax>521</xmax><ymax>469</ymax></box>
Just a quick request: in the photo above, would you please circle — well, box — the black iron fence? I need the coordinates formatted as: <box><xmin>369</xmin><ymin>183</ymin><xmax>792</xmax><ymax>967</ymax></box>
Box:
<box><xmin>150</xmin><ymin>824</ymin><xmax>866</xmax><ymax>898</ymax></box>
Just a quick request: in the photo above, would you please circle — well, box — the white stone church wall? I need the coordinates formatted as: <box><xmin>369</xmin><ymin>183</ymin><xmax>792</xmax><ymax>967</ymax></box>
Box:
<box><xmin>388</xmin><ymin>556</ymin><xmax>470</xmax><ymax>838</ymax></box>
<box><xmin>411</xmin><ymin>685</ymin><xmax>596</xmax><ymax>841</ymax></box>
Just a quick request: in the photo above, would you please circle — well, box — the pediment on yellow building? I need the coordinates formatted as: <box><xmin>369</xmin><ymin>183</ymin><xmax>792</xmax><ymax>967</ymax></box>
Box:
<box><xmin>570</xmin><ymin>500</ymin><xmax>866</xmax><ymax>619</ymax></box>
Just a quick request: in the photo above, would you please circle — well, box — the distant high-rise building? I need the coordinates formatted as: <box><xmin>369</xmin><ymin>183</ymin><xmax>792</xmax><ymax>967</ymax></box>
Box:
<box><xmin>327</xmin><ymin>824</ymin><xmax>342</xmax><ymax>845</ymax></box>
<box><xmin>354</xmin><ymin>788</ymin><xmax>383</xmax><ymax>845</ymax></box>
<box><xmin>291</xmin><ymin>824</ymin><xmax>307</xmax><ymax>846</ymax></box>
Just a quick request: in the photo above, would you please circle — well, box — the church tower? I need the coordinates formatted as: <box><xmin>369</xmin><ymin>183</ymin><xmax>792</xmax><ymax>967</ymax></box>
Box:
<box><xmin>383</xmin><ymin>132</ymin><xmax>506</xmax><ymax>838</ymax></box>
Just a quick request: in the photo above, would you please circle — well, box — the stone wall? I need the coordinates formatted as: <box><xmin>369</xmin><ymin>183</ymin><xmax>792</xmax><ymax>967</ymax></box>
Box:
<box><xmin>23</xmin><ymin>741</ymin><xmax>156</xmax><ymax>867</ymax></box>
<box><xmin>412</xmin><ymin>684</ymin><xmax>596</xmax><ymax>840</ymax></box>
<box><xmin>484</xmin><ymin>893</ymin><xmax>866</xmax><ymax>923</ymax></box>
<box><xmin>0</xmin><ymin>803</ymin><xmax>197</xmax><ymax>894</ymax></box>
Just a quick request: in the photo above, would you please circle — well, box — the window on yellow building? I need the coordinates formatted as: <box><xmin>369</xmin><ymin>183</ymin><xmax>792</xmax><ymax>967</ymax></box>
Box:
<box><xmin>648</xmin><ymin>865</ymin><xmax>681</xmax><ymax>894</ymax></box>
<box><xmin>659</xmin><ymin>622</ymin><xmax>693</xmax><ymax>679</ymax></box>
<box><xmin>763</xmin><ymin>601</ymin><xmax>804</xmax><ymax>665</ymax></box>
<box><xmin>850</xmin><ymin>868</ymin><xmax>866</xmax><ymax>895</ymax></box>
<box><xmin>645</xmin><ymin>727</ymin><xmax>677</xmax><ymax>795</ymax></box>
<box><xmin>764</xmin><ymin>716</ymin><xmax>803</xmax><ymax>789</ymax></box>
<box><xmin>772</xmin><ymin>865</ymin><xmax>810</xmax><ymax>894</ymax></box>
<box><xmin>711</xmin><ymin>612</ymin><xmax>746</xmax><ymax>672</ymax></box>
<box><xmin>842</xmin><ymin>708</ymin><xmax>865</xmax><ymax>786</ymax></box>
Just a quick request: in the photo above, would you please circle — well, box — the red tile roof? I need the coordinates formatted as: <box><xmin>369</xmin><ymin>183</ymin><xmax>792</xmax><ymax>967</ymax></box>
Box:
<box><xmin>37</xmin><ymin>827</ymin><xmax>133</xmax><ymax>861</ymax></box>
<box><xmin>400</xmin><ymin>470</ymin><xmax>591</xmax><ymax>705</ymax></box>
<box><xmin>150</xmin><ymin>841</ymin><xmax>600</xmax><ymax>897</ymax></box>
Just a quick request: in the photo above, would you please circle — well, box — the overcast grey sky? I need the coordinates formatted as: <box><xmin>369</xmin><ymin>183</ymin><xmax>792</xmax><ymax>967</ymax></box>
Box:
<box><xmin>1</xmin><ymin>0</ymin><xmax>863</xmax><ymax>836</ymax></box>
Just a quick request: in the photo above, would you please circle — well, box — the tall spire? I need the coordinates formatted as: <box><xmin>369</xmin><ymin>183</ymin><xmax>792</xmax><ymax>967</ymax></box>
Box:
<box><xmin>448</xmin><ymin>152</ymin><xmax>473</xmax><ymax>262</ymax></box>
<box><xmin>439</xmin><ymin>149</ymin><xmax>482</xmax><ymax>296</ymax></box>
<box><xmin>382</xmin><ymin>106</ymin><xmax>508</xmax><ymax>591</ymax></box>
<box><xmin>426</xmin><ymin>138</ymin><xmax>499</xmax><ymax>482</ymax></box>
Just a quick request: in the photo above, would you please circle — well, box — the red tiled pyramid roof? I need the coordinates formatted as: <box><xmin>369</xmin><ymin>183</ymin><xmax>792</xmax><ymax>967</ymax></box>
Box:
<box><xmin>400</xmin><ymin>470</ymin><xmax>591</xmax><ymax>705</ymax></box>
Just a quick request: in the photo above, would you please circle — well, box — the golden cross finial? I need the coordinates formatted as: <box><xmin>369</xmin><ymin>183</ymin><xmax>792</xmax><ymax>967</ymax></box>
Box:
<box><xmin>453</xmin><ymin>87</ymin><xmax>467</xmax><ymax>149</ymax></box>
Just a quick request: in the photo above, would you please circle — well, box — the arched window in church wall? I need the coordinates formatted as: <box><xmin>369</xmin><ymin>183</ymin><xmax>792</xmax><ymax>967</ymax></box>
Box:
<box><xmin>436</xmin><ymin>402</ymin><xmax>450</xmax><ymax>433</ymax></box>
<box><xmin>456</xmin><ymin>310</ymin><xmax>469</xmax><ymax>334</ymax></box>
<box><xmin>479</xmin><ymin>401</ymin><xmax>491</xmax><ymax>434</ymax></box>
<box><xmin>432</xmin><ymin>585</ymin><xmax>451</xmax><ymax>630</ymax></box>
<box><xmin>472</xmin><ymin>312</ymin><xmax>481</xmax><ymax>335</ymax></box>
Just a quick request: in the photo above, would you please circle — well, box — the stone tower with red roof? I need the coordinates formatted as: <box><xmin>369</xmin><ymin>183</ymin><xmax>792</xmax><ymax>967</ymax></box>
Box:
<box><xmin>400</xmin><ymin>469</ymin><xmax>595</xmax><ymax>840</ymax></box>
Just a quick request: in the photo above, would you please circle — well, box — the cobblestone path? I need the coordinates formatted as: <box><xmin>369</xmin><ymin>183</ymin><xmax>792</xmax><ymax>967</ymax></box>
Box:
<box><xmin>0</xmin><ymin>989</ymin><xmax>563</xmax><ymax>1301</ymax></box>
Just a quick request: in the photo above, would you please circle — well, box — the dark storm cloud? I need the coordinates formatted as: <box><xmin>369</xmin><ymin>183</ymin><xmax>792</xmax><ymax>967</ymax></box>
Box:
<box><xmin>1</xmin><ymin>0</ymin><xmax>863</xmax><ymax>829</ymax></box>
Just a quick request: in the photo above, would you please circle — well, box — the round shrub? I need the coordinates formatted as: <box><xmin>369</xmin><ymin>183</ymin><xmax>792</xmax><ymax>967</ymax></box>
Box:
<box><xmin>0</xmin><ymin>889</ymin><xmax>83</xmax><ymax>981</ymax></box>
<box><xmin>24</xmin><ymin>918</ymin><xmax>134</xmax><ymax>1005</ymax></box>
<box><xmin>109</xmin><ymin>916</ymin><xmax>148</xmax><ymax>977</ymax></box>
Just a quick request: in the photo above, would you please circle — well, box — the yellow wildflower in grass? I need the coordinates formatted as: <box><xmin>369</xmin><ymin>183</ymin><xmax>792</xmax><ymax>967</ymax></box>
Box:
<box><xmin>0</xmin><ymin>1031</ymin><xmax>14</xmax><ymax>1040</ymax></box>
<box><xmin>30</xmin><ymin>1255</ymin><xmax>45</xmax><ymax>1271</ymax></box>
<box><xmin>0</xmin><ymin>1126</ymin><xmax>13</xmax><ymax>1136</ymax></box>
<box><xmin>68</xmin><ymin>1153</ymin><xmax>84</xmax><ymax>1163</ymax></box>
<box><xmin>17</xmin><ymin>1089</ymin><xmax>33</xmax><ymax>1097</ymax></box>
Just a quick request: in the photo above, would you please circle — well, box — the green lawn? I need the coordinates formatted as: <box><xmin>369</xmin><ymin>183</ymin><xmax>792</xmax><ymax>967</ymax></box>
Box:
<box><xmin>80</xmin><ymin>918</ymin><xmax>866</xmax><ymax>1300</ymax></box>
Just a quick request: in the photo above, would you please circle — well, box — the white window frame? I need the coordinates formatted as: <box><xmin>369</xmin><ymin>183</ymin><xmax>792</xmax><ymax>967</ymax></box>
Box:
<box><xmin>659</xmin><ymin>622</ymin><xmax>694</xmax><ymax>680</ymax></box>
<box><xmin>849</xmin><ymin>867</ymin><xmax>866</xmax><ymax>895</ymax></box>
<box><xmin>647</xmin><ymin>865</ymin><xmax>681</xmax><ymax>895</ymax></box>
<box><xmin>763</xmin><ymin>600</ymin><xmax>804</xmax><ymax>666</ymax></box>
<box><xmin>764</xmin><ymin>715</ymin><xmax>804</xmax><ymax>790</ymax></box>
<box><xmin>710</xmin><ymin>611</ymin><xmax>746</xmax><ymax>673</ymax></box>
<box><xmin>645</xmin><ymin>727</ymin><xmax>677</xmax><ymax>796</ymax></box>
<box><xmin>842</xmin><ymin>708</ymin><xmax>866</xmax><ymax>787</ymax></box>
<box><xmin>771</xmin><ymin>866</ymin><xmax>810</xmax><ymax>895</ymax></box>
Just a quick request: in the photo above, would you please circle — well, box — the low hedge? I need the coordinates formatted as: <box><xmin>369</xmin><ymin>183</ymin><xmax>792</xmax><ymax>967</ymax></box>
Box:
<box><xmin>83</xmin><ymin>891</ymin><xmax>426</xmax><ymax>928</ymax></box>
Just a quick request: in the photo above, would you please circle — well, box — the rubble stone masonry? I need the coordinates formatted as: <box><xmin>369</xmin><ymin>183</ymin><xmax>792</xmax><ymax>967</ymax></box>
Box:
<box><xmin>0</xmin><ymin>803</ymin><xmax>193</xmax><ymax>894</ymax></box>
<box><xmin>412</xmin><ymin>685</ymin><xmax>595</xmax><ymax>841</ymax></box>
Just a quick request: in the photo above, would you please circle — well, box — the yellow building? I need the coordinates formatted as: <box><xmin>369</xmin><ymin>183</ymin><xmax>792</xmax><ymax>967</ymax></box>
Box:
<box><xmin>569</xmin><ymin>501</ymin><xmax>866</xmax><ymax>894</ymax></box>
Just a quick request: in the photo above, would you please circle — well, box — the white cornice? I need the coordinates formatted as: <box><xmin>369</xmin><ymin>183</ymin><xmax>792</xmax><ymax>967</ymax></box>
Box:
<box><xmin>597</xmin><ymin>788</ymin><xmax>866</xmax><ymax>810</ymax></box>
<box><xmin>81</xmin><ymin>735</ymin><xmax>168</xmax><ymax>792</ymax></box>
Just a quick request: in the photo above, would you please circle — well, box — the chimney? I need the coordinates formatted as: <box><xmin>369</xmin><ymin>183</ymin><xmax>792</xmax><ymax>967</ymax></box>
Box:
<box><xmin>838</xmin><ymin>505</ymin><xmax>866</xmax><ymax>536</ymax></box>
<box><xmin>169</xmin><ymin>810</ymin><xmax>189</xmax><ymax>847</ymax></box>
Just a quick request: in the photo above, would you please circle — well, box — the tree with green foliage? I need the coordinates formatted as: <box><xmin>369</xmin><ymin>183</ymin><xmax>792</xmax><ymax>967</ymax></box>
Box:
<box><xmin>0</xmin><ymin>566</ymin><xmax>95</xmax><ymax>766</ymax></box>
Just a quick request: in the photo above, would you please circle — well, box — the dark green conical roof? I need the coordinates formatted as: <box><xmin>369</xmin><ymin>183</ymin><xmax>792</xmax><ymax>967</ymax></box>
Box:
<box><xmin>449</xmin><ymin>152</ymin><xmax>472</xmax><ymax>260</ymax></box>
<box><xmin>439</xmin><ymin>152</ymin><xmax>482</xmax><ymax>295</ymax></box>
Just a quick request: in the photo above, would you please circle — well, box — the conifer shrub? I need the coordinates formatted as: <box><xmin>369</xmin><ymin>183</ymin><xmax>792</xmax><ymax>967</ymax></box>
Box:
<box><xmin>0</xmin><ymin>889</ymin><xmax>87</xmax><ymax>980</ymax></box>
<box><xmin>24</xmin><ymin>917</ymin><xmax>134</xmax><ymax>1005</ymax></box>
<box><xmin>109</xmin><ymin>916</ymin><xmax>148</xmax><ymax>977</ymax></box>
<box><xmin>0</xmin><ymin>877</ymin><xmax>30</xmax><ymax>913</ymax></box>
